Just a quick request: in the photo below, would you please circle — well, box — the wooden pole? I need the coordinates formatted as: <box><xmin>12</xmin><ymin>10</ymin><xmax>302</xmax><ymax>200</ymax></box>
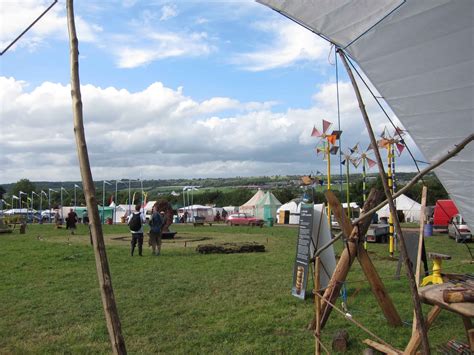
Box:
<box><xmin>66</xmin><ymin>1</ymin><xmax>127</xmax><ymax>354</ymax></box>
<box><xmin>338</xmin><ymin>49</ymin><xmax>430</xmax><ymax>355</ymax></box>
<box><xmin>315</xmin><ymin>256</ymin><xmax>321</xmax><ymax>355</ymax></box>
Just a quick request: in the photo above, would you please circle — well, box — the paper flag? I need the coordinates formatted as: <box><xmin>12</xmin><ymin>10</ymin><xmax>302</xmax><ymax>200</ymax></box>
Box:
<box><xmin>367</xmin><ymin>158</ymin><xmax>377</xmax><ymax>168</ymax></box>
<box><xmin>396</xmin><ymin>142</ymin><xmax>405</xmax><ymax>155</ymax></box>
<box><xmin>311</xmin><ymin>126</ymin><xmax>321</xmax><ymax>137</ymax></box>
<box><xmin>327</xmin><ymin>134</ymin><xmax>337</xmax><ymax>145</ymax></box>
<box><xmin>322</xmin><ymin>119</ymin><xmax>332</xmax><ymax>133</ymax></box>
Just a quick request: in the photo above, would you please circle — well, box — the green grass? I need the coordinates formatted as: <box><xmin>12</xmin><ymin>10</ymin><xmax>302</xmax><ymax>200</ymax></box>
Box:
<box><xmin>0</xmin><ymin>223</ymin><xmax>471</xmax><ymax>353</ymax></box>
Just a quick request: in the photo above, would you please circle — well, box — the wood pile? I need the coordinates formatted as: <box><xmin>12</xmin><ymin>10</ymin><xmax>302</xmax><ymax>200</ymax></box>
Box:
<box><xmin>196</xmin><ymin>242</ymin><xmax>265</xmax><ymax>254</ymax></box>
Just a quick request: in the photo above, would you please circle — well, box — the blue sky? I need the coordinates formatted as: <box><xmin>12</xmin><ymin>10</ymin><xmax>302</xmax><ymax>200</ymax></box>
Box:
<box><xmin>0</xmin><ymin>0</ymin><xmax>423</xmax><ymax>183</ymax></box>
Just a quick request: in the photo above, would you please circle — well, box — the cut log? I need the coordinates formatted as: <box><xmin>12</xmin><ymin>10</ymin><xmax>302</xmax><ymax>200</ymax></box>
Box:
<box><xmin>332</xmin><ymin>329</ymin><xmax>349</xmax><ymax>352</ymax></box>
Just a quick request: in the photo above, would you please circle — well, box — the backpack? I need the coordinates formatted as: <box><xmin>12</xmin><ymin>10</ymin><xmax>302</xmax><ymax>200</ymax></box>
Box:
<box><xmin>128</xmin><ymin>213</ymin><xmax>142</xmax><ymax>232</ymax></box>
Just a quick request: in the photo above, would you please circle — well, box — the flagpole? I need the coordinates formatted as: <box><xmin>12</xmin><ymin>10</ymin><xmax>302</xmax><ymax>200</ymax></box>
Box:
<box><xmin>102</xmin><ymin>181</ymin><xmax>106</xmax><ymax>224</ymax></box>
<box><xmin>60</xmin><ymin>186</ymin><xmax>63</xmax><ymax>222</ymax></box>
<box><xmin>128</xmin><ymin>179</ymin><xmax>131</xmax><ymax>217</ymax></box>
<box><xmin>48</xmin><ymin>189</ymin><xmax>51</xmax><ymax>223</ymax></box>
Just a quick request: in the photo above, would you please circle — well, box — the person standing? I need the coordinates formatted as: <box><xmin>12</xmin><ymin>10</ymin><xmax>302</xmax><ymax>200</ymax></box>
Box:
<box><xmin>66</xmin><ymin>208</ymin><xmax>78</xmax><ymax>235</ymax></box>
<box><xmin>148</xmin><ymin>205</ymin><xmax>163</xmax><ymax>256</ymax></box>
<box><xmin>128</xmin><ymin>204</ymin><xmax>146</xmax><ymax>256</ymax></box>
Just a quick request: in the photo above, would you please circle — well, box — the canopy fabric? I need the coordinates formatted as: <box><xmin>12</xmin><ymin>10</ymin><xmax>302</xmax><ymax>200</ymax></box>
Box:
<box><xmin>376</xmin><ymin>194</ymin><xmax>422</xmax><ymax>222</ymax></box>
<box><xmin>255</xmin><ymin>191</ymin><xmax>282</xmax><ymax>220</ymax></box>
<box><xmin>257</xmin><ymin>0</ymin><xmax>474</xmax><ymax>229</ymax></box>
<box><xmin>240</xmin><ymin>189</ymin><xmax>266</xmax><ymax>216</ymax></box>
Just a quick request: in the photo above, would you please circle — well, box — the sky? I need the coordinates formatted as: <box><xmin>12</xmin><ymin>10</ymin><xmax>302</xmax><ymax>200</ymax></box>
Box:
<box><xmin>0</xmin><ymin>0</ymin><xmax>425</xmax><ymax>184</ymax></box>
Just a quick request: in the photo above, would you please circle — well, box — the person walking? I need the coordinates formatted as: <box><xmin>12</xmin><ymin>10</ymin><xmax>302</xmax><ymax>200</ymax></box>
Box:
<box><xmin>128</xmin><ymin>204</ymin><xmax>146</xmax><ymax>256</ymax></box>
<box><xmin>148</xmin><ymin>205</ymin><xmax>163</xmax><ymax>256</ymax></box>
<box><xmin>66</xmin><ymin>208</ymin><xmax>78</xmax><ymax>235</ymax></box>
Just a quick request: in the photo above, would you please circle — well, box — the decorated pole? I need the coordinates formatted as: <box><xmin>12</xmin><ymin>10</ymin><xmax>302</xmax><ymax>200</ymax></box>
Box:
<box><xmin>66</xmin><ymin>1</ymin><xmax>127</xmax><ymax>353</ymax></box>
<box><xmin>387</xmin><ymin>143</ymin><xmax>394</xmax><ymax>257</ymax></box>
<box><xmin>326</xmin><ymin>141</ymin><xmax>332</xmax><ymax>227</ymax></box>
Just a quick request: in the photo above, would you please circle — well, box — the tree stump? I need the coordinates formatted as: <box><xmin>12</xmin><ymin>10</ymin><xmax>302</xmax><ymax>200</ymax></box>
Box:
<box><xmin>332</xmin><ymin>329</ymin><xmax>349</xmax><ymax>352</ymax></box>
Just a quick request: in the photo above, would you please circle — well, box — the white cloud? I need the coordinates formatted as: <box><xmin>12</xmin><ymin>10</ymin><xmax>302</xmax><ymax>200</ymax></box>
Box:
<box><xmin>0</xmin><ymin>0</ymin><xmax>102</xmax><ymax>51</ymax></box>
<box><xmin>160</xmin><ymin>4</ymin><xmax>178</xmax><ymax>21</ymax></box>
<box><xmin>0</xmin><ymin>76</ymin><xmax>421</xmax><ymax>183</ymax></box>
<box><xmin>114</xmin><ymin>31</ymin><xmax>216</xmax><ymax>68</ymax></box>
<box><xmin>231</xmin><ymin>20</ymin><xmax>330</xmax><ymax>71</ymax></box>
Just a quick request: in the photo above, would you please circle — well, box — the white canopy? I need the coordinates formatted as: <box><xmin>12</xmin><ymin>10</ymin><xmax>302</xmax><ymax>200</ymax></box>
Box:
<box><xmin>257</xmin><ymin>0</ymin><xmax>473</xmax><ymax>229</ymax></box>
<box><xmin>377</xmin><ymin>194</ymin><xmax>422</xmax><ymax>223</ymax></box>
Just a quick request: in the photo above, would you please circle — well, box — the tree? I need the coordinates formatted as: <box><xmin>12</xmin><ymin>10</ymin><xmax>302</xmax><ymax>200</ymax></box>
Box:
<box><xmin>11</xmin><ymin>179</ymin><xmax>36</xmax><ymax>197</ymax></box>
<box><xmin>0</xmin><ymin>185</ymin><xmax>5</xmax><ymax>199</ymax></box>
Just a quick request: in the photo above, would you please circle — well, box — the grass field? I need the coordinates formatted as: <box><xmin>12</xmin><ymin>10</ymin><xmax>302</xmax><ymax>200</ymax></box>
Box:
<box><xmin>0</xmin><ymin>222</ymin><xmax>472</xmax><ymax>353</ymax></box>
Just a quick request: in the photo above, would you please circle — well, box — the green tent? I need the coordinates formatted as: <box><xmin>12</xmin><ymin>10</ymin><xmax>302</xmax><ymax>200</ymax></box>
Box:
<box><xmin>74</xmin><ymin>206</ymin><xmax>114</xmax><ymax>223</ymax></box>
<box><xmin>255</xmin><ymin>191</ymin><xmax>282</xmax><ymax>221</ymax></box>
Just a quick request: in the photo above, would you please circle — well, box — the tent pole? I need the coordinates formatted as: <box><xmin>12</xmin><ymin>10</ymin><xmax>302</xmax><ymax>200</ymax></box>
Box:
<box><xmin>338</xmin><ymin>49</ymin><xmax>430</xmax><ymax>355</ymax></box>
<box><xmin>66</xmin><ymin>1</ymin><xmax>126</xmax><ymax>353</ymax></box>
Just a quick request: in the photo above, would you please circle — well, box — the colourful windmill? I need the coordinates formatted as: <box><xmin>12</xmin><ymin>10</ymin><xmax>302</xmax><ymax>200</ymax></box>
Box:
<box><xmin>311</xmin><ymin>119</ymin><xmax>340</xmax><ymax>227</ymax></box>
<box><xmin>357</xmin><ymin>143</ymin><xmax>377</xmax><ymax>203</ymax></box>
<box><xmin>341</xmin><ymin>144</ymin><xmax>360</xmax><ymax>218</ymax></box>
<box><xmin>378</xmin><ymin>126</ymin><xmax>406</xmax><ymax>256</ymax></box>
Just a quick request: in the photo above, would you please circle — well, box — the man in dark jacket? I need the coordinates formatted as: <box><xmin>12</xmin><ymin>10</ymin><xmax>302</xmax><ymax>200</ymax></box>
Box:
<box><xmin>127</xmin><ymin>204</ymin><xmax>146</xmax><ymax>256</ymax></box>
<box><xmin>148</xmin><ymin>205</ymin><xmax>163</xmax><ymax>256</ymax></box>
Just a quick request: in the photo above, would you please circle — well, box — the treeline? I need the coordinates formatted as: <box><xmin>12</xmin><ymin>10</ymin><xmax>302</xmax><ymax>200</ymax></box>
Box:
<box><xmin>1</xmin><ymin>173</ymin><xmax>449</xmax><ymax>210</ymax></box>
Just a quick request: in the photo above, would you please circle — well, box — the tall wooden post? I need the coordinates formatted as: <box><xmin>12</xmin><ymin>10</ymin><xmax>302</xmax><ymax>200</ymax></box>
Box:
<box><xmin>338</xmin><ymin>49</ymin><xmax>430</xmax><ymax>355</ymax></box>
<box><xmin>66</xmin><ymin>1</ymin><xmax>127</xmax><ymax>354</ymax></box>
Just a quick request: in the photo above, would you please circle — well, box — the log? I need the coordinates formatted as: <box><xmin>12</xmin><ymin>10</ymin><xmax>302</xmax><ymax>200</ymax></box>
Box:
<box><xmin>443</xmin><ymin>289</ymin><xmax>474</xmax><ymax>303</ymax></box>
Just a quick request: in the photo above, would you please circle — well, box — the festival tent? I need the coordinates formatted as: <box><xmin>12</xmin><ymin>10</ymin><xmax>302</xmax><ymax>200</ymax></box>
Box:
<box><xmin>239</xmin><ymin>189</ymin><xmax>265</xmax><ymax>216</ymax></box>
<box><xmin>178</xmin><ymin>205</ymin><xmax>214</xmax><ymax>223</ymax></box>
<box><xmin>257</xmin><ymin>0</ymin><xmax>474</xmax><ymax>230</ymax></box>
<box><xmin>376</xmin><ymin>194</ymin><xmax>422</xmax><ymax>223</ymax></box>
<box><xmin>255</xmin><ymin>191</ymin><xmax>282</xmax><ymax>221</ymax></box>
<box><xmin>342</xmin><ymin>202</ymin><xmax>361</xmax><ymax>218</ymax></box>
<box><xmin>277</xmin><ymin>199</ymin><xmax>302</xmax><ymax>225</ymax></box>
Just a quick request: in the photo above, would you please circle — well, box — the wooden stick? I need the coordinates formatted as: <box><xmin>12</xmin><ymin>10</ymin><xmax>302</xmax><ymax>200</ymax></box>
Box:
<box><xmin>405</xmin><ymin>306</ymin><xmax>441</xmax><ymax>354</ymax></box>
<box><xmin>413</xmin><ymin>186</ymin><xmax>428</xmax><ymax>334</ymax></box>
<box><xmin>363</xmin><ymin>339</ymin><xmax>402</xmax><ymax>355</ymax></box>
<box><xmin>318</xmin><ymin>189</ymin><xmax>385</xmax><ymax>328</ymax></box>
<box><xmin>354</xmin><ymin>134</ymin><xmax>473</xmax><ymax>226</ymax></box>
<box><xmin>66</xmin><ymin>2</ymin><xmax>127</xmax><ymax>354</ymax></box>
<box><xmin>315</xmin><ymin>256</ymin><xmax>321</xmax><ymax>355</ymax></box>
<box><xmin>357</xmin><ymin>245</ymin><xmax>402</xmax><ymax>326</ymax></box>
<box><xmin>338</xmin><ymin>49</ymin><xmax>430</xmax><ymax>355</ymax></box>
